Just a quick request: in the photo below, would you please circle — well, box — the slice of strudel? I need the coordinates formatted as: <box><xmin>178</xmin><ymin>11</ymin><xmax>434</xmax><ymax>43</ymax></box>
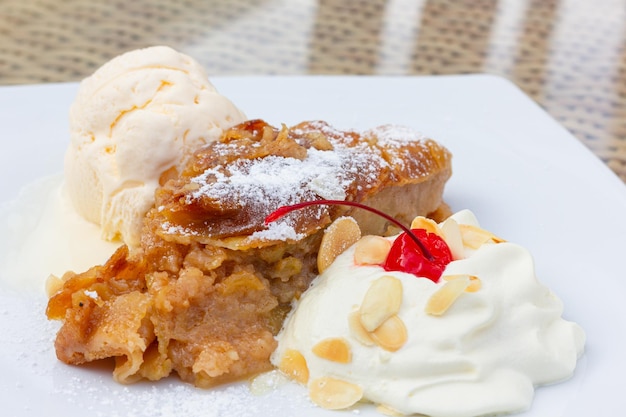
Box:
<box><xmin>47</xmin><ymin>119</ymin><xmax>452</xmax><ymax>387</ymax></box>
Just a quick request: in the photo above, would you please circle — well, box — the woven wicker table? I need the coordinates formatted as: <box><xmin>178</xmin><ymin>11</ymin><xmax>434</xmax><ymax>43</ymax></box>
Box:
<box><xmin>1</xmin><ymin>0</ymin><xmax>624</xmax><ymax>182</ymax></box>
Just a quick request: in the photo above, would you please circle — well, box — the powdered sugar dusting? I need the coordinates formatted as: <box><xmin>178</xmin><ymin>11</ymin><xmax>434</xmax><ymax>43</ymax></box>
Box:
<box><xmin>366</xmin><ymin>124</ymin><xmax>427</xmax><ymax>146</ymax></box>
<box><xmin>188</xmin><ymin>147</ymin><xmax>356</xmax><ymax>206</ymax></box>
<box><xmin>366</xmin><ymin>125</ymin><xmax>432</xmax><ymax>176</ymax></box>
<box><xmin>0</xmin><ymin>289</ymin><xmax>313</xmax><ymax>416</ymax></box>
<box><xmin>161</xmin><ymin>221</ymin><xmax>198</xmax><ymax>236</ymax></box>
<box><xmin>249</xmin><ymin>220</ymin><xmax>306</xmax><ymax>242</ymax></box>
<box><xmin>160</xmin><ymin>121</ymin><xmax>434</xmax><ymax>240</ymax></box>
<box><xmin>52</xmin><ymin>377</ymin><xmax>311</xmax><ymax>417</ymax></box>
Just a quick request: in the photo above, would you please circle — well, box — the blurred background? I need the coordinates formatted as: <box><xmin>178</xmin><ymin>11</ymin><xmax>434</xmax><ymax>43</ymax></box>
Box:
<box><xmin>1</xmin><ymin>0</ymin><xmax>624</xmax><ymax>182</ymax></box>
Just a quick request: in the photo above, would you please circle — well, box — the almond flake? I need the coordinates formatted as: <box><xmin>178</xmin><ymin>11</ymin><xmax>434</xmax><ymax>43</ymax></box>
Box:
<box><xmin>353</xmin><ymin>235</ymin><xmax>392</xmax><ymax>265</ymax></box>
<box><xmin>440</xmin><ymin>217</ymin><xmax>464</xmax><ymax>260</ymax></box>
<box><xmin>425</xmin><ymin>276</ymin><xmax>471</xmax><ymax>315</ymax></box>
<box><xmin>278</xmin><ymin>349</ymin><xmax>309</xmax><ymax>384</ymax></box>
<box><xmin>359</xmin><ymin>275</ymin><xmax>403</xmax><ymax>332</ymax></box>
<box><xmin>376</xmin><ymin>404</ymin><xmax>404</xmax><ymax>416</ymax></box>
<box><xmin>312</xmin><ymin>338</ymin><xmax>352</xmax><ymax>363</ymax></box>
<box><xmin>309</xmin><ymin>377</ymin><xmax>363</xmax><ymax>410</ymax></box>
<box><xmin>410</xmin><ymin>216</ymin><xmax>442</xmax><ymax>236</ymax></box>
<box><xmin>370</xmin><ymin>315</ymin><xmax>407</xmax><ymax>352</ymax></box>
<box><xmin>318</xmin><ymin>217</ymin><xmax>361</xmax><ymax>273</ymax></box>
<box><xmin>348</xmin><ymin>310</ymin><xmax>375</xmax><ymax>346</ymax></box>
<box><xmin>442</xmin><ymin>274</ymin><xmax>482</xmax><ymax>292</ymax></box>
<box><xmin>460</xmin><ymin>224</ymin><xmax>505</xmax><ymax>249</ymax></box>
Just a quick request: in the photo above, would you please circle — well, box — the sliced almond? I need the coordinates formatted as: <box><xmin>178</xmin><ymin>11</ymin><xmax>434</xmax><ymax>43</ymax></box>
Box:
<box><xmin>425</xmin><ymin>276</ymin><xmax>471</xmax><ymax>316</ymax></box>
<box><xmin>318</xmin><ymin>217</ymin><xmax>361</xmax><ymax>273</ymax></box>
<box><xmin>359</xmin><ymin>275</ymin><xmax>403</xmax><ymax>332</ymax></box>
<box><xmin>440</xmin><ymin>217</ymin><xmax>465</xmax><ymax>260</ymax></box>
<box><xmin>348</xmin><ymin>310</ymin><xmax>375</xmax><ymax>346</ymax></box>
<box><xmin>370</xmin><ymin>315</ymin><xmax>407</xmax><ymax>352</ymax></box>
<box><xmin>442</xmin><ymin>274</ymin><xmax>482</xmax><ymax>292</ymax></box>
<box><xmin>312</xmin><ymin>338</ymin><xmax>352</xmax><ymax>363</ymax></box>
<box><xmin>278</xmin><ymin>349</ymin><xmax>309</xmax><ymax>384</ymax></box>
<box><xmin>309</xmin><ymin>377</ymin><xmax>363</xmax><ymax>410</ymax></box>
<box><xmin>353</xmin><ymin>235</ymin><xmax>392</xmax><ymax>265</ymax></box>
<box><xmin>459</xmin><ymin>224</ymin><xmax>505</xmax><ymax>250</ymax></box>
<box><xmin>410</xmin><ymin>216</ymin><xmax>442</xmax><ymax>236</ymax></box>
<box><xmin>376</xmin><ymin>404</ymin><xmax>404</xmax><ymax>416</ymax></box>
<box><xmin>466</xmin><ymin>276</ymin><xmax>482</xmax><ymax>292</ymax></box>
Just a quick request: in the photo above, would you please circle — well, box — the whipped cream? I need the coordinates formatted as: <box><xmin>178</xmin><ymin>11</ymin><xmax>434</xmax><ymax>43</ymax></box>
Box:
<box><xmin>271</xmin><ymin>210</ymin><xmax>585</xmax><ymax>417</ymax></box>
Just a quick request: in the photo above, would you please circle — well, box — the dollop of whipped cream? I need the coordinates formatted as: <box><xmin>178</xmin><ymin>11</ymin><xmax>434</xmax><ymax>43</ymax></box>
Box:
<box><xmin>271</xmin><ymin>210</ymin><xmax>585</xmax><ymax>417</ymax></box>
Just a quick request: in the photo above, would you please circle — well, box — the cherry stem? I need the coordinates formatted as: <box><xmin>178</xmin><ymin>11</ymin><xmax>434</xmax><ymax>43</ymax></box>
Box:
<box><xmin>265</xmin><ymin>199</ymin><xmax>434</xmax><ymax>261</ymax></box>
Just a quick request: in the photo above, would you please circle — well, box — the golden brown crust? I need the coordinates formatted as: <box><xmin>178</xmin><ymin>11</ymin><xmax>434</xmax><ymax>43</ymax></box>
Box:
<box><xmin>150</xmin><ymin>120</ymin><xmax>451</xmax><ymax>249</ymax></box>
<box><xmin>47</xmin><ymin>119</ymin><xmax>452</xmax><ymax>387</ymax></box>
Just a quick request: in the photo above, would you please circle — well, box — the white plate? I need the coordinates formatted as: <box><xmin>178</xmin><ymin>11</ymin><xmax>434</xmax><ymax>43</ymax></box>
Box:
<box><xmin>1</xmin><ymin>75</ymin><xmax>625</xmax><ymax>416</ymax></box>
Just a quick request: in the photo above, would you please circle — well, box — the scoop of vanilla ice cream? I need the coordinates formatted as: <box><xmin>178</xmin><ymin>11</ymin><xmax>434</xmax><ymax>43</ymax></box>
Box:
<box><xmin>65</xmin><ymin>46</ymin><xmax>246</xmax><ymax>247</ymax></box>
<box><xmin>272</xmin><ymin>210</ymin><xmax>585</xmax><ymax>417</ymax></box>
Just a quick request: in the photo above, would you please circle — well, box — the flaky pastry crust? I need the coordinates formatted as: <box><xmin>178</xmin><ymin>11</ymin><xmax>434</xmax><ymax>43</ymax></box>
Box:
<box><xmin>47</xmin><ymin>119</ymin><xmax>451</xmax><ymax>387</ymax></box>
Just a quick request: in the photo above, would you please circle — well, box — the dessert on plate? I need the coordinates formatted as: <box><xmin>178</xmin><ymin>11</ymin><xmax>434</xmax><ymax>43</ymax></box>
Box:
<box><xmin>40</xmin><ymin>46</ymin><xmax>583</xmax><ymax>417</ymax></box>
<box><xmin>46</xmin><ymin>118</ymin><xmax>452</xmax><ymax>388</ymax></box>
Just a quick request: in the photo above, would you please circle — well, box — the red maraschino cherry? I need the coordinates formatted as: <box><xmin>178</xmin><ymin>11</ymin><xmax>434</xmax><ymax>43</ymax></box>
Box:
<box><xmin>383</xmin><ymin>228</ymin><xmax>452</xmax><ymax>282</ymax></box>
<box><xmin>265</xmin><ymin>200</ymin><xmax>452</xmax><ymax>281</ymax></box>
